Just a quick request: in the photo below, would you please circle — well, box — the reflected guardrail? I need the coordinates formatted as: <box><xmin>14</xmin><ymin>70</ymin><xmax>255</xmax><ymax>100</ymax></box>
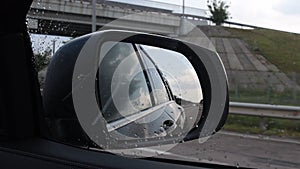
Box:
<box><xmin>229</xmin><ymin>102</ymin><xmax>300</xmax><ymax>120</ymax></box>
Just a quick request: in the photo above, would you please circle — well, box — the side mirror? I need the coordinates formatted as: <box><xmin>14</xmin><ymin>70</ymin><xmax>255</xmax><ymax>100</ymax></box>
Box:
<box><xmin>43</xmin><ymin>30</ymin><xmax>228</xmax><ymax>152</ymax></box>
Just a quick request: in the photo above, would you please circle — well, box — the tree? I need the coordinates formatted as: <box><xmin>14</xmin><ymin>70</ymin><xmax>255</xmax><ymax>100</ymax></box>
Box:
<box><xmin>34</xmin><ymin>47</ymin><xmax>51</xmax><ymax>72</ymax></box>
<box><xmin>207</xmin><ymin>0</ymin><xmax>230</xmax><ymax>26</ymax></box>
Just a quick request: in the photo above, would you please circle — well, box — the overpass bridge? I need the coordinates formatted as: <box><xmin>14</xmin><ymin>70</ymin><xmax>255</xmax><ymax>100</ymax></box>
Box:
<box><xmin>27</xmin><ymin>0</ymin><xmax>208</xmax><ymax>37</ymax></box>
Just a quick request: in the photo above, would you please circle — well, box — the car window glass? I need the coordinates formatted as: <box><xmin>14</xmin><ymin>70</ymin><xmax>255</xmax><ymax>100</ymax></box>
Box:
<box><xmin>29</xmin><ymin>1</ymin><xmax>300</xmax><ymax>168</ymax></box>
<box><xmin>99</xmin><ymin>42</ymin><xmax>152</xmax><ymax>122</ymax></box>
<box><xmin>140</xmin><ymin>53</ymin><xmax>170</xmax><ymax>105</ymax></box>
<box><xmin>129</xmin><ymin>71</ymin><xmax>152</xmax><ymax>111</ymax></box>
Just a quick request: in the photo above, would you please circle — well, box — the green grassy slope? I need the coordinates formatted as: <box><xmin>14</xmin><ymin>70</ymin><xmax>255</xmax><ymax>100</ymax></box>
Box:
<box><xmin>225</xmin><ymin>28</ymin><xmax>300</xmax><ymax>73</ymax></box>
<box><xmin>221</xmin><ymin>28</ymin><xmax>300</xmax><ymax>138</ymax></box>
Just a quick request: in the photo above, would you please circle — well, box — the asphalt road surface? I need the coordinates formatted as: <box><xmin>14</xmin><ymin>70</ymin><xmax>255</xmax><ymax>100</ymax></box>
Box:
<box><xmin>159</xmin><ymin>131</ymin><xmax>300</xmax><ymax>169</ymax></box>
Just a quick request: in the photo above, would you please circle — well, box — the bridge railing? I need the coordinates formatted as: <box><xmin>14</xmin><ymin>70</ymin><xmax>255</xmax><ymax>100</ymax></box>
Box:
<box><xmin>178</xmin><ymin>13</ymin><xmax>261</xmax><ymax>30</ymax></box>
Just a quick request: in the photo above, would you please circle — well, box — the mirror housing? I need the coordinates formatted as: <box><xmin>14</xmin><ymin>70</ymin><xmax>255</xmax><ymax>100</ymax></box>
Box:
<box><xmin>43</xmin><ymin>30</ymin><xmax>229</xmax><ymax>150</ymax></box>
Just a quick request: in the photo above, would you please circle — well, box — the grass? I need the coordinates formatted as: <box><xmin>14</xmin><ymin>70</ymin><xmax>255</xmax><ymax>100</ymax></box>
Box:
<box><xmin>225</xmin><ymin>27</ymin><xmax>300</xmax><ymax>73</ymax></box>
<box><xmin>211</xmin><ymin>27</ymin><xmax>300</xmax><ymax>138</ymax></box>
<box><xmin>228</xmin><ymin>88</ymin><xmax>300</xmax><ymax>137</ymax></box>
<box><xmin>223</xmin><ymin>114</ymin><xmax>300</xmax><ymax>139</ymax></box>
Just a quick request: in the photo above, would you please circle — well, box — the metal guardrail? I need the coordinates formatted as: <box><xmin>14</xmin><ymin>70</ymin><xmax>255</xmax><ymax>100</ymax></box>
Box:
<box><xmin>229</xmin><ymin>102</ymin><xmax>300</xmax><ymax>120</ymax></box>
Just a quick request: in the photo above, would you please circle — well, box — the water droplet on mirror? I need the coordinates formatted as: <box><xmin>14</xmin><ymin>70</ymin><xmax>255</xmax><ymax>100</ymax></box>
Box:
<box><xmin>77</xmin><ymin>74</ymin><xmax>84</xmax><ymax>79</ymax></box>
<box><xmin>235</xmin><ymin>162</ymin><xmax>240</xmax><ymax>168</ymax></box>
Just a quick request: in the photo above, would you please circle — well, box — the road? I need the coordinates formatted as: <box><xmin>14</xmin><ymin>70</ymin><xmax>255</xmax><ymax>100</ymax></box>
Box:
<box><xmin>158</xmin><ymin>131</ymin><xmax>300</xmax><ymax>169</ymax></box>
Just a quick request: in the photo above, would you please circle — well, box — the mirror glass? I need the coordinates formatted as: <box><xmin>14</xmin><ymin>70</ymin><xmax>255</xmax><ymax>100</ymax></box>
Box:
<box><xmin>97</xmin><ymin>41</ymin><xmax>203</xmax><ymax>143</ymax></box>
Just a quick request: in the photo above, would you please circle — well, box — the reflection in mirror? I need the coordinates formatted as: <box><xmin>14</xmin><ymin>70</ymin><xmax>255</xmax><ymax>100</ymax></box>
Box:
<box><xmin>140</xmin><ymin>45</ymin><xmax>203</xmax><ymax>131</ymax></box>
<box><xmin>97</xmin><ymin>41</ymin><xmax>203</xmax><ymax>144</ymax></box>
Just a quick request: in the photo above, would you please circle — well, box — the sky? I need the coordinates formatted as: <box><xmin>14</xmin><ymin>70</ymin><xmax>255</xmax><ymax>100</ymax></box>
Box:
<box><xmin>152</xmin><ymin>0</ymin><xmax>300</xmax><ymax>34</ymax></box>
